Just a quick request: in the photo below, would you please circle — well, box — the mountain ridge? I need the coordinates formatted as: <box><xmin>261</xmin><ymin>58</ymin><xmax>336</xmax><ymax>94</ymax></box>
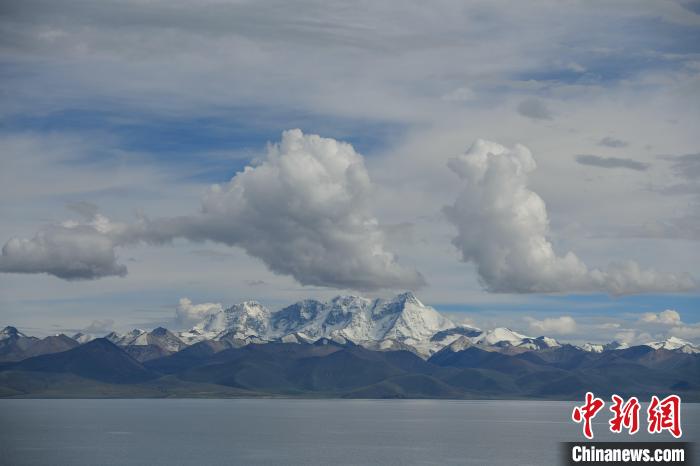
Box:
<box><xmin>3</xmin><ymin>291</ymin><xmax>698</xmax><ymax>362</ymax></box>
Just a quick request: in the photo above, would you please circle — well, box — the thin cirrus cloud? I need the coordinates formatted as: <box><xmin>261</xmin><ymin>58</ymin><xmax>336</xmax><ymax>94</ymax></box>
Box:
<box><xmin>516</xmin><ymin>98</ymin><xmax>554</xmax><ymax>120</ymax></box>
<box><xmin>598</xmin><ymin>136</ymin><xmax>628</xmax><ymax>148</ymax></box>
<box><xmin>662</xmin><ymin>152</ymin><xmax>700</xmax><ymax>180</ymax></box>
<box><xmin>443</xmin><ymin>139</ymin><xmax>696</xmax><ymax>295</ymax></box>
<box><xmin>0</xmin><ymin>130</ymin><xmax>426</xmax><ymax>292</ymax></box>
<box><xmin>575</xmin><ymin>154</ymin><xmax>650</xmax><ymax>171</ymax></box>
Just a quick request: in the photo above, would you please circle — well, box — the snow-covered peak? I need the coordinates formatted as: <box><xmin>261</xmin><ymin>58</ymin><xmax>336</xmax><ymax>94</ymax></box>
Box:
<box><xmin>105</xmin><ymin>329</ymin><xmax>145</xmax><ymax>346</ymax></box>
<box><xmin>579</xmin><ymin>341</ymin><xmax>629</xmax><ymax>352</ymax></box>
<box><xmin>268</xmin><ymin>291</ymin><xmax>455</xmax><ymax>346</ymax></box>
<box><xmin>104</xmin><ymin>331</ymin><xmax>123</xmax><ymax>344</ymax></box>
<box><xmin>0</xmin><ymin>326</ymin><xmax>27</xmax><ymax>341</ymax></box>
<box><xmin>179</xmin><ymin>300</ymin><xmax>272</xmax><ymax>343</ymax></box>
<box><xmin>537</xmin><ymin>336</ymin><xmax>561</xmax><ymax>348</ymax></box>
<box><xmin>71</xmin><ymin>332</ymin><xmax>96</xmax><ymax>344</ymax></box>
<box><xmin>645</xmin><ymin>336</ymin><xmax>699</xmax><ymax>353</ymax></box>
<box><xmin>179</xmin><ymin>292</ymin><xmax>455</xmax><ymax>355</ymax></box>
<box><xmin>580</xmin><ymin>343</ymin><xmax>605</xmax><ymax>353</ymax></box>
<box><xmin>390</xmin><ymin>291</ymin><xmax>422</xmax><ymax>306</ymax></box>
<box><xmin>378</xmin><ymin>293</ymin><xmax>455</xmax><ymax>343</ymax></box>
<box><xmin>469</xmin><ymin>328</ymin><xmax>560</xmax><ymax>350</ymax></box>
<box><xmin>103</xmin><ymin>327</ymin><xmax>186</xmax><ymax>352</ymax></box>
<box><xmin>474</xmin><ymin>327</ymin><xmax>530</xmax><ymax>347</ymax></box>
<box><xmin>145</xmin><ymin>327</ymin><xmax>187</xmax><ymax>351</ymax></box>
<box><xmin>517</xmin><ymin>335</ymin><xmax>561</xmax><ymax>350</ymax></box>
<box><xmin>446</xmin><ymin>336</ymin><xmax>473</xmax><ymax>352</ymax></box>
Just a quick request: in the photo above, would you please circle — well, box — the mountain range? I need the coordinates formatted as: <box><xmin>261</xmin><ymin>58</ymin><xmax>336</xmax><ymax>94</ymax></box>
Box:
<box><xmin>1</xmin><ymin>292</ymin><xmax>698</xmax><ymax>399</ymax></box>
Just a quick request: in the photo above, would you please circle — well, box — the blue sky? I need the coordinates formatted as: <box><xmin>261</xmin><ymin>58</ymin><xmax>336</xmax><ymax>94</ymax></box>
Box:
<box><xmin>0</xmin><ymin>0</ymin><xmax>699</xmax><ymax>344</ymax></box>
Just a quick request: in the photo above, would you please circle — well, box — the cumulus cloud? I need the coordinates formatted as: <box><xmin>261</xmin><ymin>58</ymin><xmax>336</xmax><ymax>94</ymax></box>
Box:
<box><xmin>444</xmin><ymin>139</ymin><xmax>697</xmax><ymax>294</ymax></box>
<box><xmin>639</xmin><ymin>309</ymin><xmax>682</xmax><ymax>325</ymax></box>
<box><xmin>636</xmin><ymin>309</ymin><xmax>699</xmax><ymax>342</ymax></box>
<box><xmin>614</xmin><ymin>329</ymin><xmax>649</xmax><ymax>346</ymax></box>
<box><xmin>0</xmin><ymin>216</ymin><xmax>127</xmax><ymax>280</ymax></box>
<box><xmin>575</xmin><ymin>154</ymin><xmax>649</xmax><ymax>171</ymax></box>
<box><xmin>175</xmin><ymin>298</ymin><xmax>223</xmax><ymax>328</ymax></box>
<box><xmin>82</xmin><ymin>319</ymin><xmax>115</xmax><ymax>334</ymax></box>
<box><xmin>526</xmin><ymin>315</ymin><xmax>577</xmax><ymax>335</ymax></box>
<box><xmin>135</xmin><ymin>129</ymin><xmax>425</xmax><ymax>290</ymax></box>
<box><xmin>516</xmin><ymin>98</ymin><xmax>553</xmax><ymax>120</ymax></box>
<box><xmin>0</xmin><ymin>130</ymin><xmax>424</xmax><ymax>291</ymax></box>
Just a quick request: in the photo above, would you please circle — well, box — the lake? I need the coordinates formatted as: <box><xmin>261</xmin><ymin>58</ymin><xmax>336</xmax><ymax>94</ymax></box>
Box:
<box><xmin>0</xmin><ymin>399</ymin><xmax>696</xmax><ymax>465</ymax></box>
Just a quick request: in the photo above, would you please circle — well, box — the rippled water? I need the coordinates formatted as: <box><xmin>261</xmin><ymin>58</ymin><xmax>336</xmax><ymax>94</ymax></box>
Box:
<box><xmin>0</xmin><ymin>399</ymin><xmax>696</xmax><ymax>465</ymax></box>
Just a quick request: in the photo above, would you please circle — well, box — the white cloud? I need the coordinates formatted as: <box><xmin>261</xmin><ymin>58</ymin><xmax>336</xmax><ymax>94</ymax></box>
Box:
<box><xmin>526</xmin><ymin>315</ymin><xmax>577</xmax><ymax>334</ymax></box>
<box><xmin>444</xmin><ymin>139</ymin><xmax>697</xmax><ymax>294</ymax></box>
<box><xmin>137</xmin><ymin>129</ymin><xmax>425</xmax><ymax>291</ymax></box>
<box><xmin>0</xmin><ymin>130</ymin><xmax>425</xmax><ymax>291</ymax></box>
<box><xmin>613</xmin><ymin>329</ymin><xmax>647</xmax><ymax>346</ymax></box>
<box><xmin>637</xmin><ymin>309</ymin><xmax>700</xmax><ymax>343</ymax></box>
<box><xmin>669</xmin><ymin>323</ymin><xmax>700</xmax><ymax>340</ymax></box>
<box><xmin>0</xmin><ymin>222</ymin><xmax>126</xmax><ymax>280</ymax></box>
<box><xmin>639</xmin><ymin>309</ymin><xmax>682</xmax><ymax>325</ymax></box>
<box><xmin>82</xmin><ymin>319</ymin><xmax>115</xmax><ymax>334</ymax></box>
<box><xmin>175</xmin><ymin>298</ymin><xmax>223</xmax><ymax>328</ymax></box>
<box><xmin>0</xmin><ymin>0</ymin><xmax>698</xmax><ymax>333</ymax></box>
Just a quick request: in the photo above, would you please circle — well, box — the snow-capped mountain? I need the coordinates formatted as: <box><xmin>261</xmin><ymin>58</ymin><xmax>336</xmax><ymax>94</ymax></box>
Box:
<box><xmin>71</xmin><ymin>332</ymin><xmax>96</xmax><ymax>344</ymax></box>
<box><xmin>471</xmin><ymin>327</ymin><xmax>560</xmax><ymax>351</ymax></box>
<box><xmin>0</xmin><ymin>326</ymin><xmax>31</xmax><ymax>341</ymax></box>
<box><xmin>172</xmin><ymin>293</ymin><xmax>585</xmax><ymax>356</ymax></box>
<box><xmin>0</xmin><ymin>326</ymin><xmax>78</xmax><ymax>362</ymax></box>
<box><xmin>179</xmin><ymin>301</ymin><xmax>271</xmax><ymax>344</ymax></box>
<box><xmin>70</xmin><ymin>292</ymin><xmax>698</xmax><ymax>359</ymax></box>
<box><xmin>178</xmin><ymin>292</ymin><xmax>457</xmax><ymax>356</ymax></box>
<box><xmin>578</xmin><ymin>337</ymin><xmax>699</xmax><ymax>354</ymax></box>
<box><xmin>578</xmin><ymin>341</ymin><xmax>629</xmax><ymax>353</ymax></box>
<box><xmin>644</xmin><ymin>336</ymin><xmax>700</xmax><ymax>354</ymax></box>
<box><xmin>106</xmin><ymin>327</ymin><xmax>186</xmax><ymax>352</ymax></box>
<box><xmin>441</xmin><ymin>335</ymin><xmax>473</xmax><ymax>353</ymax></box>
<box><xmin>270</xmin><ymin>292</ymin><xmax>455</xmax><ymax>344</ymax></box>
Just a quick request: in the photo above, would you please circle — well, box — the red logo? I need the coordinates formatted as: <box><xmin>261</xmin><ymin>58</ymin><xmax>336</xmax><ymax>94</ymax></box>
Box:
<box><xmin>572</xmin><ymin>393</ymin><xmax>682</xmax><ymax>439</ymax></box>
<box><xmin>609</xmin><ymin>394</ymin><xmax>640</xmax><ymax>435</ymax></box>
<box><xmin>572</xmin><ymin>392</ymin><xmax>605</xmax><ymax>439</ymax></box>
<box><xmin>647</xmin><ymin>394</ymin><xmax>682</xmax><ymax>438</ymax></box>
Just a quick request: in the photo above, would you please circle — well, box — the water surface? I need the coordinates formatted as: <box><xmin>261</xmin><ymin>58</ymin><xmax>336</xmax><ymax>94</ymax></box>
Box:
<box><xmin>0</xmin><ymin>399</ymin><xmax>696</xmax><ymax>465</ymax></box>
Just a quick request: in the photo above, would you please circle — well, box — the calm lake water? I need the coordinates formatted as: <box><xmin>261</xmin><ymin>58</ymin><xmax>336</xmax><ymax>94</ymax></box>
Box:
<box><xmin>0</xmin><ymin>399</ymin><xmax>696</xmax><ymax>466</ymax></box>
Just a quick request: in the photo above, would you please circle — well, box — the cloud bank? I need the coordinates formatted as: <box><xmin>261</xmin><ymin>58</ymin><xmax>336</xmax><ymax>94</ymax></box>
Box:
<box><xmin>0</xmin><ymin>217</ymin><xmax>127</xmax><ymax>280</ymax></box>
<box><xmin>575</xmin><ymin>154</ymin><xmax>650</xmax><ymax>171</ymax></box>
<box><xmin>640</xmin><ymin>309</ymin><xmax>681</xmax><ymax>325</ymax></box>
<box><xmin>526</xmin><ymin>315</ymin><xmax>577</xmax><ymax>335</ymax></box>
<box><xmin>0</xmin><ymin>130</ymin><xmax>425</xmax><ymax>291</ymax></box>
<box><xmin>444</xmin><ymin>139</ymin><xmax>696</xmax><ymax>295</ymax></box>
<box><xmin>175</xmin><ymin>298</ymin><xmax>223</xmax><ymax>328</ymax></box>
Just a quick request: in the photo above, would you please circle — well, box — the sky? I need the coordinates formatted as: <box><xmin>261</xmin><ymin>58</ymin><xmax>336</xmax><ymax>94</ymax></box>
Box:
<box><xmin>0</xmin><ymin>0</ymin><xmax>699</xmax><ymax>345</ymax></box>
